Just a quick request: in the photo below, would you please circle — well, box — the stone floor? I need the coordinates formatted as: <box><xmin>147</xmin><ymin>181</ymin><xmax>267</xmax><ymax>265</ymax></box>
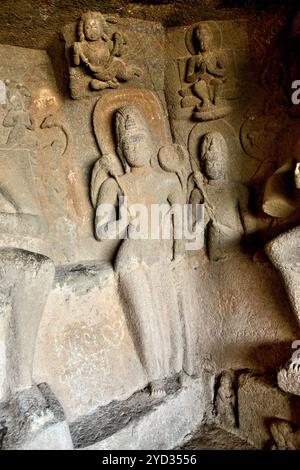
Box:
<box><xmin>181</xmin><ymin>425</ymin><xmax>256</xmax><ymax>450</ymax></box>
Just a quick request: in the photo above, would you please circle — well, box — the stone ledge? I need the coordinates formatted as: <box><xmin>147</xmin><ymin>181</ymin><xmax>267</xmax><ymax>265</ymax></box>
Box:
<box><xmin>82</xmin><ymin>374</ymin><xmax>212</xmax><ymax>450</ymax></box>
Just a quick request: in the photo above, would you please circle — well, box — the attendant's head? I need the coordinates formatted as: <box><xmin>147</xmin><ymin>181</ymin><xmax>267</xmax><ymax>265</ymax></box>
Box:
<box><xmin>200</xmin><ymin>131</ymin><xmax>227</xmax><ymax>180</ymax></box>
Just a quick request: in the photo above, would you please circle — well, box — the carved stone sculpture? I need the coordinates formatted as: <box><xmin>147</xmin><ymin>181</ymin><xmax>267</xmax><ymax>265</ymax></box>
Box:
<box><xmin>72</xmin><ymin>11</ymin><xmax>141</xmax><ymax>93</ymax></box>
<box><xmin>0</xmin><ymin>383</ymin><xmax>73</xmax><ymax>449</ymax></box>
<box><xmin>0</xmin><ymin>249</ymin><xmax>73</xmax><ymax>449</ymax></box>
<box><xmin>2</xmin><ymin>80</ymin><xmax>35</xmax><ymax>146</ymax></box>
<box><xmin>263</xmin><ymin>159</ymin><xmax>300</xmax><ymax>218</ymax></box>
<box><xmin>0</xmin><ymin>81</ymin><xmax>48</xmax><ymax>249</ymax></box>
<box><xmin>214</xmin><ymin>370</ymin><xmax>237</xmax><ymax>429</ymax></box>
<box><xmin>91</xmin><ymin>103</ymin><xmax>187</xmax><ymax>396</ymax></box>
<box><xmin>264</xmin><ymin>161</ymin><xmax>300</xmax><ymax>395</ymax></box>
<box><xmin>270</xmin><ymin>419</ymin><xmax>300</xmax><ymax>450</ymax></box>
<box><xmin>179</xmin><ymin>24</ymin><xmax>231</xmax><ymax>121</ymax></box>
<box><xmin>188</xmin><ymin>131</ymin><xmax>252</xmax><ymax>261</ymax></box>
<box><xmin>0</xmin><ymin>422</ymin><xmax>7</xmax><ymax>449</ymax></box>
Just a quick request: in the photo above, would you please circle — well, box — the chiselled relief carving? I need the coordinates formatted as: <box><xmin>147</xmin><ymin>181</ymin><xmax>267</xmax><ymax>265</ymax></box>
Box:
<box><xmin>263</xmin><ymin>161</ymin><xmax>300</xmax><ymax>396</ymax></box>
<box><xmin>240</xmin><ymin>111</ymin><xmax>280</xmax><ymax>184</ymax></box>
<box><xmin>0</xmin><ymin>422</ymin><xmax>7</xmax><ymax>450</ymax></box>
<box><xmin>179</xmin><ymin>23</ymin><xmax>232</xmax><ymax>121</ymax></box>
<box><xmin>40</xmin><ymin>114</ymin><xmax>69</xmax><ymax>156</ymax></box>
<box><xmin>0</xmin><ymin>81</ymin><xmax>6</xmax><ymax>105</ymax></box>
<box><xmin>270</xmin><ymin>419</ymin><xmax>300</xmax><ymax>450</ymax></box>
<box><xmin>0</xmin><ymin>81</ymin><xmax>48</xmax><ymax>240</ymax></box>
<box><xmin>2</xmin><ymin>80</ymin><xmax>35</xmax><ymax>146</ymax></box>
<box><xmin>0</xmin><ymin>249</ymin><xmax>57</xmax><ymax>449</ymax></box>
<box><xmin>261</xmin><ymin>10</ymin><xmax>300</xmax><ymax>398</ymax></box>
<box><xmin>91</xmin><ymin>90</ymin><xmax>196</xmax><ymax>396</ymax></box>
<box><xmin>188</xmin><ymin>130</ymin><xmax>252</xmax><ymax>261</ymax></box>
<box><xmin>68</xmin><ymin>11</ymin><xmax>141</xmax><ymax>99</ymax></box>
<box><xmin>214</xmin><ymin>370</ymin><xmax>238</xmax><ymax>429</ymax></box>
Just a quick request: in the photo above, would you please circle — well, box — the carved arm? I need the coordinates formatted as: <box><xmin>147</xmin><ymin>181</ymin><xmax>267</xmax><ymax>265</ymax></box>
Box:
<box><xmin>95</xmin><ymin>178</ymin><xmax>129</xmax><ymax>241</ymax></box>
<box><xmin>206</xmin><ymin>56</ymin><xmax>226</xmax><ymax>77</ymax></box>
<box><xmin>185</xmin><ymin>56</ymin><xmax>203</xmax><ymax>84</ymax></box>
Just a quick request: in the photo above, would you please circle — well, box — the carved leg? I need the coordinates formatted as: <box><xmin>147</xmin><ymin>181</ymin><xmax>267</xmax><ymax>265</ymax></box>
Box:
<box><xmin>117</xmin><ymin>262</ymin><xmax>183</xmax><ymax>396</ymax></box>
<box><xmin>266</xmin><ymin>227</ymin><xmax>300</xmax><ymax>395</ymax></box>
<box><xmin>114</xmin><ymin>58</ymin><xmax>142</xmax><ymax>81</ymax></box>
<box><xmin>193</xmin><ymin>80</ymin><xmax>212</xmax><ymax>111</ymax></box>
<box><xmin>118</xmin><ymin>267</ymin><xmax>166</xmax><ymax>391</ymax></box>
<box><xmin>0</xmin><ymin>249</ymin><xmax>72</xmax><ymax>449</ymax></box>
<box><xmin>0</xmin><ymin>248</ymin><xmax>55</xmax><ymax>397</ymax></box>
<box><xmin>211</xmin><ymin>77</ymin><xmax>222</xmax><ymax>106</ymax></box>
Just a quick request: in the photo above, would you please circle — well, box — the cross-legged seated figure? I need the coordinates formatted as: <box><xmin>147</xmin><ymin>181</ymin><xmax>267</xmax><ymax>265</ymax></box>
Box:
<box><xmin>73</xmin><ymin>11</ymin><xmax>141</xmax><ymax>91</ymax></box>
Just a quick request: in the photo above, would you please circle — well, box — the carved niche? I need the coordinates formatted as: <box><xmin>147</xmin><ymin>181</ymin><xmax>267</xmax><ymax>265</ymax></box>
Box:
<box><xmin>179</xmin><ymin>22</ymin><xmax>233</xmax><ymax>122</ymax></box>
<box><xmin>64</xmin><ymin>11</ymin><xmax>142</xmax><ymax>99</ymax></box>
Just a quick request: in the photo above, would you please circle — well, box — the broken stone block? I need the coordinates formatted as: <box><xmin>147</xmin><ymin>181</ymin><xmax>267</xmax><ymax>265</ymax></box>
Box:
<box><xmin>1</xmin><ymin>383</ymin><xmax>73</xmax><ymax>450</ymax></box>
<box><xmin>82</xmin><ymin>374</ymin><xmax>213</xmax><ymax>450</ymax></box>
<box><xmin>237</xmin><ymin>372</ymin><xmax>300</xmax><ymax>449</ymax></box>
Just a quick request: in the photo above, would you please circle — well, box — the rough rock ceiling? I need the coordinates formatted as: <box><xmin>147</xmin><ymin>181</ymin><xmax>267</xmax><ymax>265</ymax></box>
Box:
<box><xmin>0</xmin><ymin>0</ymin><xmax>296</xmax><ymax>50</ymax></box>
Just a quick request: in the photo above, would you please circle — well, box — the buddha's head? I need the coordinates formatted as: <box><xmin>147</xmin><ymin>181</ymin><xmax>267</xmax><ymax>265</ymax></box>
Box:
<box><xmin>194</xmin><ymin>24</ymin><xmax>212</xmax><ymax>53</ymax></box>
<box><xmin>115</xmin><ymin>106</ymin><xmax>153</xmax><ymax>172</ymax></box>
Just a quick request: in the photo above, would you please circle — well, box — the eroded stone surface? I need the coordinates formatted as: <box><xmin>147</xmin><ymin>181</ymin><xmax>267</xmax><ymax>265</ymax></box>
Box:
<box><xmin>270</xmin><ymin>419</ymin><xmax>300</xmax><ymax>450</ymax></box>
<box><xmin>180</xmin><ymin>424</ymin><xmax>256</xmax><ymax>450</ymax></box>
<box><xmin>82</xmin><ymin>374</ymin><xmax>212</xmax><ymax>450</ymax></box>
<box><xmin>0</xmin><ymin>383</ymin><xmax>72</xmax><ymax>450</ymax></box>
<box><xmin>237</xmin><ymin>372</ymin><xmax>300</xmax><ymax>449</ymax></box>
<box><xmin>33</xmin><ymin>262</ymin><xmax>147</xmax><ymax>421</ymax></box>
<box><xmin>0</xmin><ymin>249</ymin><xmax>55</xmax><ymax>400</ymax></box>
<box><xmin>0</xmin><ymin>2</ymin><xmax>299</xmax><ymax>451</ymax></box>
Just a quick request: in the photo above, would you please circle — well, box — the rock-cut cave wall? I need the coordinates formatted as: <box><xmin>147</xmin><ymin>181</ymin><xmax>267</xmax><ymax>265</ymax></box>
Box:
<box><xmin>0</xmin><ymin>0</ymin><xmax>299</xmax><ymax>451</ymax></box>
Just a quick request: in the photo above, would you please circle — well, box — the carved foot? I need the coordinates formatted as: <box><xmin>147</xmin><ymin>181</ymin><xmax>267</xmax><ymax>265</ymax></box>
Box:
<box><xmin>195</xmin><ymin>101</ymin><xmax>212</xmax><ymax>112</ymax></box>
<box><xmin>90</xmin><ymin>79</ymin><xmax>117</xmax><ymax>90</ymax></box>
<box><xmin>107</xmin><ymin>79</ymin><xmax>119</xmax><ymax>89</ymax></box>
<box><xmin>178</xmin><ymin>370</ymin><xmax>192</xmax><ymax>387</ymax></box>
<box><xmin>278</xmin><ymin>357</ymin><xmax>300</xmax><ymax>396</ymax></box>
<box><xmin>149</xmin><ymin>380</ymin><xmax>166</xmax><ymax>398</ymax></box>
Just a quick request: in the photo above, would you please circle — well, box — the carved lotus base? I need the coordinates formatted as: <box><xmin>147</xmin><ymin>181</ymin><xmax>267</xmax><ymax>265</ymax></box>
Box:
<box><xmin>193</xmin><ymin>104</ymin><xmax>232</xmax><ymax>122</ymax></box>
<box><xmin>278</xmin><ymin>357</ymin><xmax>300</xmax><ymax>396</ymax></box>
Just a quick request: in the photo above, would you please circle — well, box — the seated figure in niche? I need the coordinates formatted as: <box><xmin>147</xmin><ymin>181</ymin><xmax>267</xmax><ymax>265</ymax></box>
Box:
<box><xmin>180</xmin><ymin>24</ymin><xmax>231</xmax><ymax>121</ymax></box>
<box><xmin>189</xmin><ymin>131</ymin><xmax>254</xmax><ymax>260</ymax></box>
<box><xmin>73</xmin><ymin>11</ymin><xmax>141</xmax><ymax>91</ymax></box>
<box><xmin>93</xmin><ymin>105</ymin><xmax>185</xmax><ymax>397</ymax></box>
